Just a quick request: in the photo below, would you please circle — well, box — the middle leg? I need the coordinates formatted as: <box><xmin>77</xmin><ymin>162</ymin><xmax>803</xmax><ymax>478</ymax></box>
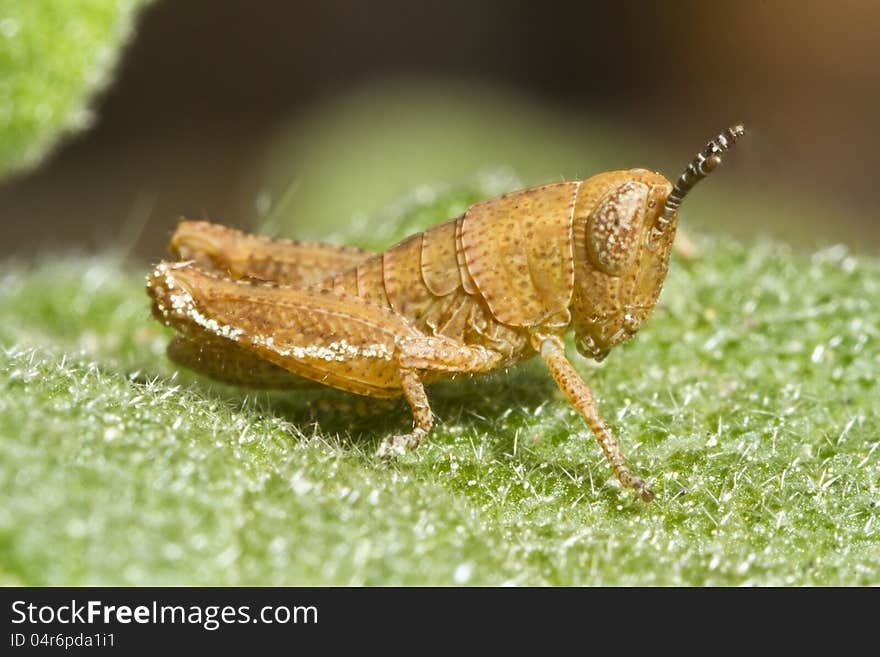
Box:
<box><xmin>377</xmin><ymin>336</ymin><xmax>505</xmax><ymax>459</ymax></box>
<box><xmin>376</xmin><ymin>368</ymin><xmax>433</xmax><ymax>460</ymax></box>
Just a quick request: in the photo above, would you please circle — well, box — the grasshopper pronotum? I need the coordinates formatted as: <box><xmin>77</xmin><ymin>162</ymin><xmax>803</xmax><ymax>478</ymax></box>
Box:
<box><xmin>147</xmin><ymin>125</ymin><xmax>745</xmax><ymax>502</ymax></box>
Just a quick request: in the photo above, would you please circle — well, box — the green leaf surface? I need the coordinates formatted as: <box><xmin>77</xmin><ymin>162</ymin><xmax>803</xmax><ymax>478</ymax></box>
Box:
<box><xmin>1</xmin><ymin>186</ymin><xmax>878</xmax><ymax>585</ymax></box>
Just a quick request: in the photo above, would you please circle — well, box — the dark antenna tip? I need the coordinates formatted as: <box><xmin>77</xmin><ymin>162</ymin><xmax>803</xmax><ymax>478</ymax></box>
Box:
<box><xmin>661</xmin><ymin>124</ymin><xmax>745</xmax><ymax>222</ymax></box>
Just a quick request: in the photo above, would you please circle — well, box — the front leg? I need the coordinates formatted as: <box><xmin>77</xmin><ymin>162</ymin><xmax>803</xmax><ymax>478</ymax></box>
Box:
<box><xmin>535</xmin><ymin>334</ymin><xmax>655</xmax><ymax>502</ymax></box>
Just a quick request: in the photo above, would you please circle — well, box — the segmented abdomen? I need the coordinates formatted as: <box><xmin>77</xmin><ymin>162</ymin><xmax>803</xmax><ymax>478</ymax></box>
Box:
<box><xmin>321</xmin><ymin>216</ymin><xmax>527</xmax><ymax>360</ymax></box>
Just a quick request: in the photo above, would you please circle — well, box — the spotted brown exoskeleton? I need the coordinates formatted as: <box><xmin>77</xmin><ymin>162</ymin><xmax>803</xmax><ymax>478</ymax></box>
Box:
<box><xmin>148</xmin><ymin>125</ymin><xmax>745</xmax><ymax>502</ymax></box>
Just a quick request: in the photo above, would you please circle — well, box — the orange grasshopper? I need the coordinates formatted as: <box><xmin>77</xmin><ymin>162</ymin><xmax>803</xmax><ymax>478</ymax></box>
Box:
<box><xmin>148</xmin><ymin>125</ymin><xmax>744</xmax><ymax>502</ymax></box>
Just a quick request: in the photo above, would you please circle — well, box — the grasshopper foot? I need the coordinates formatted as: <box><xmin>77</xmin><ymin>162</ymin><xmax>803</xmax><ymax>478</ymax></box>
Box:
<box><xmin>376</xmin><ymin>429</ymin><xmax>428</xmax><ymax>462</ymax></box>
<box><xmin>613</xmin><ymin>464</ymin><xmax>656</xmax><ymax>503</ymax></box>
<box><xmin>377</xmin><ymin>368</ymin><xmax>433</xmax><ymax>462</ymax></box>
<box><xmin>632</xmin><ymin>479</ymin><xmax>656</xmax><ymax>503</ymax></box>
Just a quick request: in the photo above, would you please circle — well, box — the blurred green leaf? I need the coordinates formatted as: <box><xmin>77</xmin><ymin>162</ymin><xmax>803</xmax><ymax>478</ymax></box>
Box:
<box><xmin>257</xmin><ymin>82</ymin><xmax>876</xmax><ymax>249</ymax></box>
<box><xmin>257</xmin><ymin>82</ymin><xmax>635</xmax><ymax>241</ymax></box>
<box><xmin>0</xmin><ymin>0</ymin><xmax>151</xmax><ymax>177</ymax></box>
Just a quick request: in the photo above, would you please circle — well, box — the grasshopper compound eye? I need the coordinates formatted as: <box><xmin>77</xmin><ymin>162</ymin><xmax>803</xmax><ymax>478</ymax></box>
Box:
<box><xmin>587</xmin><ymin>181</ymin><xmax>650</xmax><ymax>276</ymax></box>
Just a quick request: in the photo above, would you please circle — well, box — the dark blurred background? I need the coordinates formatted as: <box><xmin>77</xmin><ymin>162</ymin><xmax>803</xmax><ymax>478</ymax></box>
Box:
<box><xmin>2</xmin><ymin>0</ymin><xmax>878</xmax><ymax>258</ymax></box>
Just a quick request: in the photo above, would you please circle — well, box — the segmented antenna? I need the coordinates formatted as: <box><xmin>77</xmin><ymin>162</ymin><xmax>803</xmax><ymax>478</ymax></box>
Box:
<box><xmin>661</xmin><ymin>124</ymin><xmax>745</xmax><ymax>223</ymax></box>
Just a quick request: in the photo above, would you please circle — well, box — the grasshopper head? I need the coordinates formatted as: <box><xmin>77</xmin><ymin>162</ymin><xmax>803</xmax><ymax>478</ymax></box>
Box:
<box><xmin>571</xmin><ymin>125</ymin><xmax>744</xmax><ymax>360</ymax></box>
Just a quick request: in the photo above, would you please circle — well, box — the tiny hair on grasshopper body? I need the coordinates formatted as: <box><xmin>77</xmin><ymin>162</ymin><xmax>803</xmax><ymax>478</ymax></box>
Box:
<box><xmin>147</xmin><ymin>125</ymin><xmax>745</xmax><ymax>502</ymax></box>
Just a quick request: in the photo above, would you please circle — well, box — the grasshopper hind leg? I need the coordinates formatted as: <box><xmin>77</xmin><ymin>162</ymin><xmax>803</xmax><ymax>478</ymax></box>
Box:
<box><xmin>169</xmin><ymin>220</ymin><xmax>372</xmax><ymax>287</ymax></box>
<box><xmin>167</xmin><ymin>335</ymin><xmax>319</xmax><ymax>389</ymax></box>
<box><xmin>376</xmin><ymin>369</ymin><xmax>434</xmax><ymax>461</ymax></box>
